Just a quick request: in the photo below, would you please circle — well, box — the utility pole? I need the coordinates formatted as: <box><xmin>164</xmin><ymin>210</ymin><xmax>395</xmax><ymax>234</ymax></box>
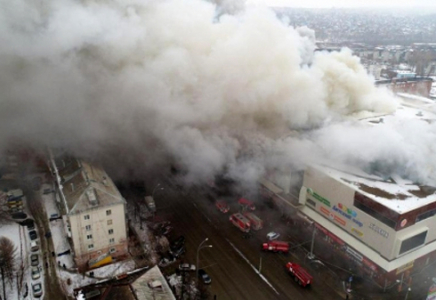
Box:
<box><xmin>259</xmin><ymin>256</ymin><xmax>262</xmax><ymax>273</ymax></box>
<box><xmin>307</xmin><ymin>226</ymin><xmax>316</xmax><ymax>260</ymax></box>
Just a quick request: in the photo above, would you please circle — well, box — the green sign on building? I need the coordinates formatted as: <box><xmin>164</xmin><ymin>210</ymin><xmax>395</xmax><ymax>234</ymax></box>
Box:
<box><xmin>307</xmin><ymin>188</ymin><xmax>331</xmax><ymax>207</ymax></box>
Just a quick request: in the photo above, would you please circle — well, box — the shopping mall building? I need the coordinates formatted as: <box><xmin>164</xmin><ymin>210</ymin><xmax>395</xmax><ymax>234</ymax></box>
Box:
<box><xmin>259</xmin><ymin>95</ymin><xmax>436</xmax><ymax>290</ymax></box>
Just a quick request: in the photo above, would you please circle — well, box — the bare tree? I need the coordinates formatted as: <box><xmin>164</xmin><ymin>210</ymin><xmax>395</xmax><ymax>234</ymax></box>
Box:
<box><xmin>0</xmin><ymin>193</ymin><xmax>11</xmax><ymax>224</ymax></box>
<box><xmin>0</xmin><ymin>237</ymin><xmax>17</xmax><ymax>300</ymax></box>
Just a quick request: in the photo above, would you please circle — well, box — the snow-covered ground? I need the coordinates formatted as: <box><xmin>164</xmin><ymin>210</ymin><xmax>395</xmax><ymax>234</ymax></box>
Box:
<box><xmin>0</xmin><ymin>221</ymin><xmax>36</xmax><ymax>300</ymax></box>
<box><xmin>57</xmin><ymin>259</ymin><xmax>136</xmax><ymax>296</ymax></box>
<box><xmin>40</xmin><ymin>183</ymin><xmax>74</xmax><ymax>270</ymax></box>
<box><xmin>40</xmin><ymin>183</ymin><xmax>137</xmax><ymax>297</ymax></box>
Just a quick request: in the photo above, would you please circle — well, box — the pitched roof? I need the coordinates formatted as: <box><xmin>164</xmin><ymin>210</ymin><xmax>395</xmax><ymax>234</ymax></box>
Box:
<box><xmin>56</xmin><ymin>158</ymin><xmax>125</xmax><ymax>215</ymax></box>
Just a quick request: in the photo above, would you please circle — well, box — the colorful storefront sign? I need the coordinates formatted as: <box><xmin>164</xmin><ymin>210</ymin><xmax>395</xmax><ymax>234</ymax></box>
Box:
<box><xmin>333</xmin><ymin>203</ymin><xmax>363</xmax><ymax>227</ymax></box>
<box><xmin>320</xmin><ymin>206</ymin><xmax>346</xmax><ymax>226</ymax></box>
<box><xmin>351</xmin><ymin>227</ymin><xmax>364</xmax><ymax>238</ymax></box>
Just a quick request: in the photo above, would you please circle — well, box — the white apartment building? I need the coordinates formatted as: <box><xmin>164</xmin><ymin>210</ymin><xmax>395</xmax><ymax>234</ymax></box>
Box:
<box><xmin>50</xmin><ymin>156</ymin><xmax>128</xmax><ymax>271</ymax></box>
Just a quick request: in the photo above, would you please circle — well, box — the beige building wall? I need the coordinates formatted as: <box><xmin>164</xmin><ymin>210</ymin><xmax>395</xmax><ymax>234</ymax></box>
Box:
<box><xmin>69</xmin><ymin>203</ymin><xmax>128</xmax><ymax>269</ymax></box>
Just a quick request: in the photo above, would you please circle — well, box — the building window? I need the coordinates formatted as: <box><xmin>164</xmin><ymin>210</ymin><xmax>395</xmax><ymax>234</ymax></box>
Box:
<box><xmin>88</xmin><ymin>244</ymin><xmax>94</xmax><ymax>250</ymax></box>
<box><xmin>87</xmin><ymin>234</ymin><xmax>92</xmax><ymax>240</ymax></box>
<box><xmin>306</xmin><ymin>198</ymin><xmax>316</xmax><ymax>207</ymax></box>
<box><xmin>84</xmin><ymin>215</ymin><xmax>90</xmax><ymax>220</ymax></box>
<box><xmin>85</xmin><ymin>225</ymin><xmax>91</xmax><ymax>231</ymax></box>
<box><xmin>106</xmin><ymin>209</ymin><xmax>112</xmax><ymax>216</ymax></box>
<box><xmin>109</xmin><ymin>238</ymin><xmax>115</xmax><ymax>244</ymax></box>
<box><xmin>399</xmin><ymin>231</ymin><xmax>427</xmax><ymax>255</ymax></box>
<box><xmin>108</xmin><ymin>229</ymin><xmax>114</xmax><ymax>235</ymax></box>
<box><xmin>110</xmin><ymin>248</ymin><xmax>116</xmax><ymax>253</ymax></box>
<box><xmin>107</xmin><ymin>219</ymin><xmax>112</xmax><ymax>226</ymax></box>
<box><xmin>354</xmin><ymin>193</ymin><xmax>398</xmax><ymax>229</ymax></box>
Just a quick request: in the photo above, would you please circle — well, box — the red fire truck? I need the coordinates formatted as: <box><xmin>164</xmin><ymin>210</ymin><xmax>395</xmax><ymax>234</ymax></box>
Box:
<box><xmin>229</xmin><ymin>213</ymin><xmax>251</xmax><ymax>233</ymax></box>
<box><xmin>243</xmin><ymin>212</ymin><xmax>263</xmax><ymax>230</ymax></box>
<box><xmin>238</xmin><ymin>198</ymin><xmax>255</xmax><ymax>211</ymax></box>
<box><xmin>285</xmin><ymin>262</ymin><xmax>312</xmax><ymax>287</ymax></box>
<box><xmin>262</xmin><ymin>241</ymin><xmax>289</xmax><ymax>253</ymax></box>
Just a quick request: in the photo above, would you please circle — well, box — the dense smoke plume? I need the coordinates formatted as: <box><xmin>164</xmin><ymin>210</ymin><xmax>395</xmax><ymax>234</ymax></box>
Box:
<box><xmin>1</xmin><ymin>0</ymin><xmax>433</xmax><ymax>187</ymax></box>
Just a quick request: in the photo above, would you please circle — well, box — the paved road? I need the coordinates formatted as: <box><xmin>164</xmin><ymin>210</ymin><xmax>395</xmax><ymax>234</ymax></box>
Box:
<box><xmin>154</xmin><ymin>178</ymin><xmax>345</xmax><ymax>300</ymax></box>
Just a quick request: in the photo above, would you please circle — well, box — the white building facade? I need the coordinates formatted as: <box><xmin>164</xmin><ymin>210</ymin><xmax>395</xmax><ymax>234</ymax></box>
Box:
<box><xmin>50</xmin><ymin>156</ymin><xmax>128</xmax><ymax>271</ymax></box>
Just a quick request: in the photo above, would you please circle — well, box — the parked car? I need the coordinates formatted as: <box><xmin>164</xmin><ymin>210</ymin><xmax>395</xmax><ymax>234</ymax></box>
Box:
<box><xmin>29</xmin><ymin>230</ymin><xmax>38</xmax><ymax>241</ymax></box>
<box><xmin>170</xmin><ymin>236</ymin><xmax>185</xmax><ymax>250</ymax></box>
<box><xmin>179</xmin><ymin>263</ymin><xmax>196</xmax><ymax>272</ymax></box>
<box><xmin>49</xmin><ymin>213</ymin><xmax>61</xmax><ymax>221</ymax></box>
<box><xmin>32</xmin><ymin>282</ymin><xmax>43</xmax><ymax>298</ymax></box>
<box><xmin>26</xmin><ymin>222</ymin><xmax>35</xmax><ymax>230</ymax></box>
<box><xmin>170</xmin><ymin>245</ymin><xmax>186</xmax><ymax>258</ymax></box>
<box><xmin>159</xmin><ymin>255</ymin><xmax>176</xmax><ymax>267</ymax></box>
<box><xmin>145</xmin><ymin>196</ymin><xmax>156</xmax><ymax>213</ymax></box>
<box><xmin>198</xmin><ymin>269</ymin><xmax>212</xmax><ymax>284</ymax></box>
<box><xmin>30</xmin><ymin>241</ymin><xmax>39</xmax><ymax>252</ymax></box>
<box><xmin>266</xmin><ymin>232</ymin><xmax>280</xmax><ymax>241</ymax></box>
<box><xmin>156</xmin><ymin>225</ymin><xmax>173</xmax><ymax>236</ymax></box>
<box><xmin>31</xmin><ymin>267</ymin><xmax>40</xmax><ymax>280</ymax></box>
<box><xmin>30</xmin><ymin>254</ymin><xmax>39</xmax><ymax>267</ymax></box>
<box><xmin>153</xmin><ymin>221</ymin><xmax>171</xmax><ymax>231</ymax></box>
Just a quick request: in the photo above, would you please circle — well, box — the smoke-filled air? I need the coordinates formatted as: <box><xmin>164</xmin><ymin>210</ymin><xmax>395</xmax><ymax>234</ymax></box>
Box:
<box><xmin>1</xmin><ymin>0</ymin><xmax>434</xmax><ymax>186</ymax></box>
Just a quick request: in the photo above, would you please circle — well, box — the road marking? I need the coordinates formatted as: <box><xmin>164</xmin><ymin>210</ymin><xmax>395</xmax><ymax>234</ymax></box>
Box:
<box><xmin>226</xmin><ymin>239</ymin><xmax>280</xmax><ymax>295</ymax></box>
<box><xmin>191</xmin><ymin>201</ymin><xmax>212</xmax><ymax>224</ymax></box>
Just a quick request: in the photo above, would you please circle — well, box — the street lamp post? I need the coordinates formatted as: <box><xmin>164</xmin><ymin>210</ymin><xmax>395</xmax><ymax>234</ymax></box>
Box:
<box><xmin>196</xmin><ymin>238</ymin><xmax>213</xmax><ymax>279</ymax></box>
<box><xmin>152</xmin><ymin>183</ymin><xmax>164</xmax><ymax>198</ymax></box>
<box><xmin>405</xmin><ymin>287</ymin><xmax>411</xmax><ymax>300</ymax></box>
<box><xmin>307</xmin><ymin>226</ymin><xmax>316</xmax><ymax>260</ymax></box>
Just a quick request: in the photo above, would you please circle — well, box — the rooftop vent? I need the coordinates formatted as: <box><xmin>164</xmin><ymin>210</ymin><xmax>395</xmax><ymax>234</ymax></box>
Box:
<box><xmin>86</xmin><ymin>188</ymin><xmax>98</xmax><ymax>206</ymax></box>
<box><xmin>148</xmin><ymin>280</ymin><xmax>163</xmax><ymax>290</ymax></box>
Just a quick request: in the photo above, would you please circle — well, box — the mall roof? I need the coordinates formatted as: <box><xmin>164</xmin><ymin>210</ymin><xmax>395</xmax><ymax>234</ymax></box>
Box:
<box><xmin>316</xmin><ymin>95</ymin><xmax>436</xmax><ymax>214</ymax></box>
<box><xmin>314</xmin><ymin>164</ymin><xmax>436</xmax><ymax>214</ymax></box>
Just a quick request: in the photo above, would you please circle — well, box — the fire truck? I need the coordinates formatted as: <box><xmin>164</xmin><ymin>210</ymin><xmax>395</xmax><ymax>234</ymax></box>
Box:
<box><xmin>238</xmin><ymin>198</ymin><xmax>255</xmax><ymax>211</ymax></box>
<box><xmin>285</xmin><ymin>262</ymin><xmax>313</xmax><ymax>287</ymax></box>
<box><xmin>229</xmin><ymin>213</ymin><xmax>251</xmax><ymax>233</ymax></box>
<box><xmin>243</xmin><ymin>212</ymin><xmax>263</xmax><ymax>230</ymax></box>
<box><xmin>262</xmin><ymin>241</ymin><xmax>289</xmax><ymax>253</ymax></box>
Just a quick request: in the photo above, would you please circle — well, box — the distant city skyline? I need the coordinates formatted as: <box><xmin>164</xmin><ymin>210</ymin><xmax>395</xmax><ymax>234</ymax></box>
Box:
<box><xmin>247</xmin><ymin>0</ymin><xmax>436</xmax><ymax>8</ymax></box>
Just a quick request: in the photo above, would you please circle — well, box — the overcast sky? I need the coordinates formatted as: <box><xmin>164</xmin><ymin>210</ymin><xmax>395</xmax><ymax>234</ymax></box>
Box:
<box><xmin>250</xmin><ymin>0</ymin><xmax>436</xmax><ymax>8</ymax></box>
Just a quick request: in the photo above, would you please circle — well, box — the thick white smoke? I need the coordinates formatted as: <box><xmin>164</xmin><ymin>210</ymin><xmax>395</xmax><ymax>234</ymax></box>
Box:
<box><xmin>3</xmin><ymin>0</ymin><xmax>430</xmax><ymax>187</ymax></box>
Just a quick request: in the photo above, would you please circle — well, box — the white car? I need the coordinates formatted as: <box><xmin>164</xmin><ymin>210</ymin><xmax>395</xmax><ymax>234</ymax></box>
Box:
<box><xmin>178</xmin><ymin>263</ymin><xmax>196</xmax><ymax>272</ymax></box>
<box><xmin>31</xmin><ymin>267</ymin><xmax>40</xmax><ymax>280</ymax></box>
<box><xmin>266</xmin><ymin>232</ymin><xmax>280</xmax><ymax>241</ymax></box>
<box><xmin>32</xmin><ymin>282</ymin><xmax>43</xmax><ymax>298</ymax></box>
